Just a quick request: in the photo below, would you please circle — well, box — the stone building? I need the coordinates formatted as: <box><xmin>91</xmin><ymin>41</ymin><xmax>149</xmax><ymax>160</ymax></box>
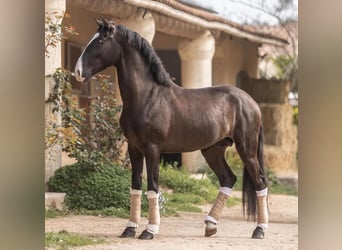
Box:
<box><xmin>46</xmin><ymin>0</ymin><xmax>294</xmax><ymax>184</ymax></box>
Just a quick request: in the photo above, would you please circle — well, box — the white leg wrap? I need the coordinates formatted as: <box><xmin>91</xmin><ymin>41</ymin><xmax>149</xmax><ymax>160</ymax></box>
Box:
<box><xmin>256</xmin><ymin>188</ymin><xmax>268</xmax><ymax>197</ymax></box>
<box><xmin>127</xmin><ymin>221</ymin><xmax>139</xmax><ymax>228</ymax></box>
<box><xmin>257</xmin><ymin>223</ymin><xmax>268</xmax><ymax>229</ymax></box>
<box><xmin>204</xmin><ymin>187</ymin><xmax>230</xmax><ymax>224</ymax></box>
<box><xmin>146</xmin><ymin>224</ymin><xmax>159</xmax><ymax>234</ymax></box>
<box><xmin>256</xmin><ymin>188</ymin><xmax>268</xmax><ymax>229</ymax></box>
<box><xmin>127</xmin><ymin>189</ymin><xmax>142</xmax><ymax>228</ymax></box>
<box><xmin>219</xmin><ymin>187</ymin><xmax>232</xmax><ymax>196</ymax></box>
<box><xmin>131</xmin><ymin>189</ymin><xmax>143</xmax><ymax>195</ymax></box>
<box><xmin>204</xmin><ymin>215</ymin><xmax>218</xmax><ymax>225</ymax></box>
<box><xmin>146</xmin><ymin>191</ymin><xmax>160</xmax><ymax>234</ymax></box>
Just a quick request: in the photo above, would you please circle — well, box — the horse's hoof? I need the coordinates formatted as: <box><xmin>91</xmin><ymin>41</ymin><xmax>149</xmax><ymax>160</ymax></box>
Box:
<box><xmin>251</xmin><ymin>226</ymin><xmax>264</xmax><ymax>239</ymax></box>
<box><xmin>119</xmin><ymin>227</ymin><xmax>136</xmax><ymax>238</ymax></box>
<box><xmin>205</xmin><ymin>222</ymin><xmax>217</xmax><ymax>237</ymax></box>
<box><xmin>138</xmin><ymin>229</ymin><xmax>154</xmax><ymax>240</ymax></box>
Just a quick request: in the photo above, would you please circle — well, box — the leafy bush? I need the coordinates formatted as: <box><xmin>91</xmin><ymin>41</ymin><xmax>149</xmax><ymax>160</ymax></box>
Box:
<box><xmin>45</xmin><ymin>70</ymin><xmax>129</xmax><ymax>169</ymax></box>
<box><xmin>159</xmin><ymin>163</ymin><xmax>218</xmax><ymax>204</ymax></box>
<box><xmin>48</xmin><ymin>162</ymin><xmax>146</xmax><ymax>211</ymax></box>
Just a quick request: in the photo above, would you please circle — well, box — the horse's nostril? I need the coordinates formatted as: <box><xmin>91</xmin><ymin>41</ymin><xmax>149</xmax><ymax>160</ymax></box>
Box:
<box><xmin>77</xmin><ymin>69</ymin><xmax>80</xmax><ymax>76</ymax></box>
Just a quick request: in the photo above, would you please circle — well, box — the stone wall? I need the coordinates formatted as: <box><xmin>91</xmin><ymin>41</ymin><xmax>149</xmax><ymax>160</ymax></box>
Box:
<box><xmin>236</xmin><ymin>71</ymin><xmax>298</xmax><ymax>175</ymax></box>
<box><xmin>45</xmin><ymin>0</ymin><xmax>65</xmax><ymax>188</ymax></box>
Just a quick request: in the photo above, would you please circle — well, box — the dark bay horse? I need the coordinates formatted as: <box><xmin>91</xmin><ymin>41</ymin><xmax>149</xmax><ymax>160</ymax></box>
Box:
<box><xmin>75</xmin><ymin>17</ymin><xmax>268</xmax><ymax>240</ymax></box>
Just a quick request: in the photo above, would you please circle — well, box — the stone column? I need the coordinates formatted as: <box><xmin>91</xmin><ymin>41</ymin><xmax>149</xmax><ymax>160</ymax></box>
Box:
<box><xmin>45</xmin><ymin>0</ymin><xmax>66</xmax><ymax>188</ymax></box>
<box><xmin>120</xmin><ymin>9</ymin><xmax>155</xmax><ymax>44</ymax></box>
<box><xmin>212</xmin><ymin>43</ymin><xmax>227</xmax><ymax>85</ymax></box>
<box><xmin>178</xmin><ymin>31</ymin><xmax>215</xmax><ymax>172</ymax></box>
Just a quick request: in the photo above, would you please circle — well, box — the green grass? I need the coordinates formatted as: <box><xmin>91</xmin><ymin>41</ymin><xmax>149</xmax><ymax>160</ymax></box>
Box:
<box><xmin>45</xmin><ymin>208</ymin><xmax>67</xmax><ymax>219</ymax></box>
<box><xmin>45</xmin><ymin>207</ymin><xmax>129</xmax><ymax>219</ymax></box>
<box><xmin>205</xmin><ymin>149</ymin><xmax>298</xmax><ymax>196</ymax></box>
<box><xmin>45</xmin><ymin>230</ymin><xmax>105</xmax><ymax>250</ymax></box>
<box><xmin>269</xmin><ymin>181</ymin><xmax>298</xmax><ymax>195</ymax></box>
<box><xmin>161</xmin><ymin>192</ymin><xmax>205</xmax><ymax>215</ymax></box>
<box><xmin>226</xmin><ymin>196</ymin><xmax>241</xmax><ymax>207</ymax></box>
<box><xmin>158</xmin><ymin>163</ymin><xmax>242</xmax><ymax>215</ymax></box>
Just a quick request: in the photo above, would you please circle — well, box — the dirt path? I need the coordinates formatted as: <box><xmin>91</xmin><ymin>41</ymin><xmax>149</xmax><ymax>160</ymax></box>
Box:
<box><xmin>45</xmin><ymin>193</ymin><xmax>298</xmax><ymax>250</ymax></box>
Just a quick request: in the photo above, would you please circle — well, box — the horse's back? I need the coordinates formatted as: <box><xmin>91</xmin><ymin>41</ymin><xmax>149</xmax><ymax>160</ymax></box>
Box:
<box><xmin>176</xmin><ymin>84</ymin><xmax>260</xmax><ymax>114</ymax></box>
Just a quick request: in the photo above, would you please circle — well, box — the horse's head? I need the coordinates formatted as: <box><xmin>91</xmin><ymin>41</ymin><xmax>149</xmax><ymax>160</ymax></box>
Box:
<box><xmin>74</xmin><ymin>17</ymin><xmax>120</xmax><ymax>82</ymax></box>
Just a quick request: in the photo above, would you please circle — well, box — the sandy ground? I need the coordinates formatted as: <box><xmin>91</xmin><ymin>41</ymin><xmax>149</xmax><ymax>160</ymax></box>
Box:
<box><xmin>45</xmin><ymin>193</ymin><xmax>297</xmax><ymax>250</ymax></box>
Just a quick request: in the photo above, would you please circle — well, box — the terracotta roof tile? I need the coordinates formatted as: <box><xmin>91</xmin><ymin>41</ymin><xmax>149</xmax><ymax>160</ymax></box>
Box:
<box><xmin>155</xmin><ymin>0</ymin><xmax>288</xmax><ymax>44</ymax></box>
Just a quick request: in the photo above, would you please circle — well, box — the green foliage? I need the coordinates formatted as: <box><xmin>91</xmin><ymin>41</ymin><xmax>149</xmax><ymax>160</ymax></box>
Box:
<box><xmin>45</xmin><ymin>11</ymin><xmax>78</xmax><ymax>57</ymax></box>
<box><xmin>45</xmin><ymin>70</ymin><xmax>129</xmax><ymax>169</ymax></box>
<box><xmin>45</xmin><ymin>230</ymin><xmax>105</xmax><ymax>250</ymax></box>
<box><xmin>158</xmin><ymin>163</ymin><xmax>241</xmax><ymax>215</ymax></box>
<box><xmin>267</xmin><ymin>170</ymin><xmax>298</xmax><ymax>195</ymax></box>
<box><xmin>272</xmin><ymin>55</ymin><xmax>294</xmax><ymax>79</ymax></box>
<box><xmin>205</xmin><ymin>148</ymin><xmax>297</xmax><ymax>196</ymax></box>
<box><xmin>48</xmin><ymin>162</ymin><xmax>141</xmax><ymax>211</ymax></box>
<box><xmin>68</xmin><ymin>207</ymin><xmax>131</xmax><ymax>218</ymax></box>
<box><xmin>159</xmin><ymin>163</ymin><xmax>218</xmax><ymax>203</ymax></box>
<box><xmin>260</xmin><ymin>53</ymin><xmax>298</xmax><ymax>93</ymax></box>
<box><xmin>45</xmin><ymin>207</ymin><xmax>130</xmax><ymax>219</ymax></box>
<box><xmin>293</xmin><ymin>106</ymin><xmax>298</xmax><ymax>125</ymax></box>
<box><xmin>45</xmin><ymin>208</ymin><xmax>69</xmax><ymax>219</ymax></box>
<box><xmin>272</xmin><ymin>54</ymin><xmax>298</xmax><ymax>92</ymax></box>
<box><xmin>226</xmin><ymin>196</ymin><xmax>241</xmax><ymax>207</ymax></box>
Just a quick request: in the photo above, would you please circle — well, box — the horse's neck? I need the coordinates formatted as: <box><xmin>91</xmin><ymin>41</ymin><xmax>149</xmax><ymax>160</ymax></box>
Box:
<box><xmin>115</xmin><ymin>48</ymin><xmax>154</xmax><ymax>110</ymax></box>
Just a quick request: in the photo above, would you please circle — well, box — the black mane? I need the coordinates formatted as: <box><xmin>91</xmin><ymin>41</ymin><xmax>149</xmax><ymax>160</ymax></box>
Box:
<box><xmin>116</xmin><ymin>25</ymin><xmax>172</xmax><ymax>86</ymax></box>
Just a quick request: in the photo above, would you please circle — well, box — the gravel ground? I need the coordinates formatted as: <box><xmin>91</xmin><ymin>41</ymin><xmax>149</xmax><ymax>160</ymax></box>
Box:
<box><xmin>46</xmin><ymin>192</ymin><xmax>298</xmax><ymax>249</ymax></box>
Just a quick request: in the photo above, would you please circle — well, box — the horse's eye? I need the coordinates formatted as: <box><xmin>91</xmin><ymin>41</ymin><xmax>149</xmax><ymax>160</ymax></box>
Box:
<box><xmin>99</xmin><ymin>39</ymin><xmax>104</xmax><ymax>44</ymax></box>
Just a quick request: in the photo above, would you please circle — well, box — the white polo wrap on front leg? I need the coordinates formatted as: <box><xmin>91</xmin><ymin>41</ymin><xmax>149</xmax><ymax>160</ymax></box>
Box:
<box><xmin>204</xmin><ymin>187</ymin><xmax>232</xmax><ymax>224</ymax></box>
<box><xmin>126</xmin><ymin>189</ymin><xmax>142</xmax><ymax>228</ymax></box>
<box><xmin>256</xmin><ymin>188</ymin><xmax>268</xmax><ymax>229</ymax></box>
<box><xmin>146</xmin><ymin>191</ymin><xmax>160</xmax><ymax>234</ymax></box>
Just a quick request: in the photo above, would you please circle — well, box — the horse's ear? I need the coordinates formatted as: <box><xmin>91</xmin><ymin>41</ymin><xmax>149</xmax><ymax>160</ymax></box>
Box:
<box><xmin>94</xmin><ymin>17</ymin><xmax>104</xmax><ymax>28</ymax></box>
<box><xmin>108</xmin><ymin>20</ymin><xmax>116</xmax><ymax>35</ymax></box>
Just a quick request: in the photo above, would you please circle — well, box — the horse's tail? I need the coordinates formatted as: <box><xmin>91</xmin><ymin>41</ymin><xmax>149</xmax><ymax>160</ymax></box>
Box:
<box><xmin>242</xmin><ymin>125</ymin><xmax>267</xmax><ymax>219</ymax></box>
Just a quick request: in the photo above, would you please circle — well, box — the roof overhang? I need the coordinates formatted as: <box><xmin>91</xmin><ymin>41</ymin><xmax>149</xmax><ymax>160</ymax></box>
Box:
<box><xmin>67</xmin><ymin>0</ymin><xmax>288</xmax><ymax>47</ymax></box>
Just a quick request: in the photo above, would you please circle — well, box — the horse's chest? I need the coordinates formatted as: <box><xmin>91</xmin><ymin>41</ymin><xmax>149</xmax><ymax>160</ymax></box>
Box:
<box><xmin>119</xmin><ymin>114</ymin><xmax>142</xmax><ymax>140</ymax></box>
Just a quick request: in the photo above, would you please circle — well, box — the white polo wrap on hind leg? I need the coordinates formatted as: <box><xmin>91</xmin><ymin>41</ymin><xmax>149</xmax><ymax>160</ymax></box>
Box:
<box><xmin>256</xmin><ymin>188</ymin><xmax>268</xmax><ymax>229</ymax></box>
<box><xmin>126</xmin><ymin>189</ymin><xmax>142</xmax><ymax>228</ymax></box>
<box><xmin>205</xmin><ymin>187</ymin><xmax>232</xmax><ymax>224</ymax></box>
<box><xmin>146</xmin><ymin>191</ymin><xmax>160</xmax><ymax>234</ymax></box>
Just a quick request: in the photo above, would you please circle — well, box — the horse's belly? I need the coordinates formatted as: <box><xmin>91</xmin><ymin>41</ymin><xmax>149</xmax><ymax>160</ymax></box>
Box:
<box><xmin>161</xmin><ymin>129</ymin><xmax>227</xmax><ymax>153</ymax></box>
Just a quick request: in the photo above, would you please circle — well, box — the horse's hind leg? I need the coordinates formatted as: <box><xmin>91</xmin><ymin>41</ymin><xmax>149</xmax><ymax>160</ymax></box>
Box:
<box><xmin>201</xmin><ymin>138</ymin><xmax>237</xmax><ymax>237</ymax></box>
<box><xmin>234</xmin><ymin>127</ymin><xmax>268</xmax><ymax>239</ymax></box>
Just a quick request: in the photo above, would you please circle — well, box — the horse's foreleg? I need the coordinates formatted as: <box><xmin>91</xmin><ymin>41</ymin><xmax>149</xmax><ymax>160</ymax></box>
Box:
<box><xmin>120</xmin><ymin>145</ymin><xmax>143</xmax><ymax>238</ymax></box>
<box><xmin>138</xmin><ymin>144</ymin><xmax>160</xmax><ymax>240</ymax></box>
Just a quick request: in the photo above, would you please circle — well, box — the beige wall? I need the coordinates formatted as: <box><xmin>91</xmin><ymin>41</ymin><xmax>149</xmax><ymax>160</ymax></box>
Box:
<box><xmin>213</xmin><ymin>36</ymin><xmax>259</xmax><ymax>86</ymax></box>
<box><xmin>153</xmin><ymin>32</ymin><xmax>180</xmax><ymax>50</ymax></box>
